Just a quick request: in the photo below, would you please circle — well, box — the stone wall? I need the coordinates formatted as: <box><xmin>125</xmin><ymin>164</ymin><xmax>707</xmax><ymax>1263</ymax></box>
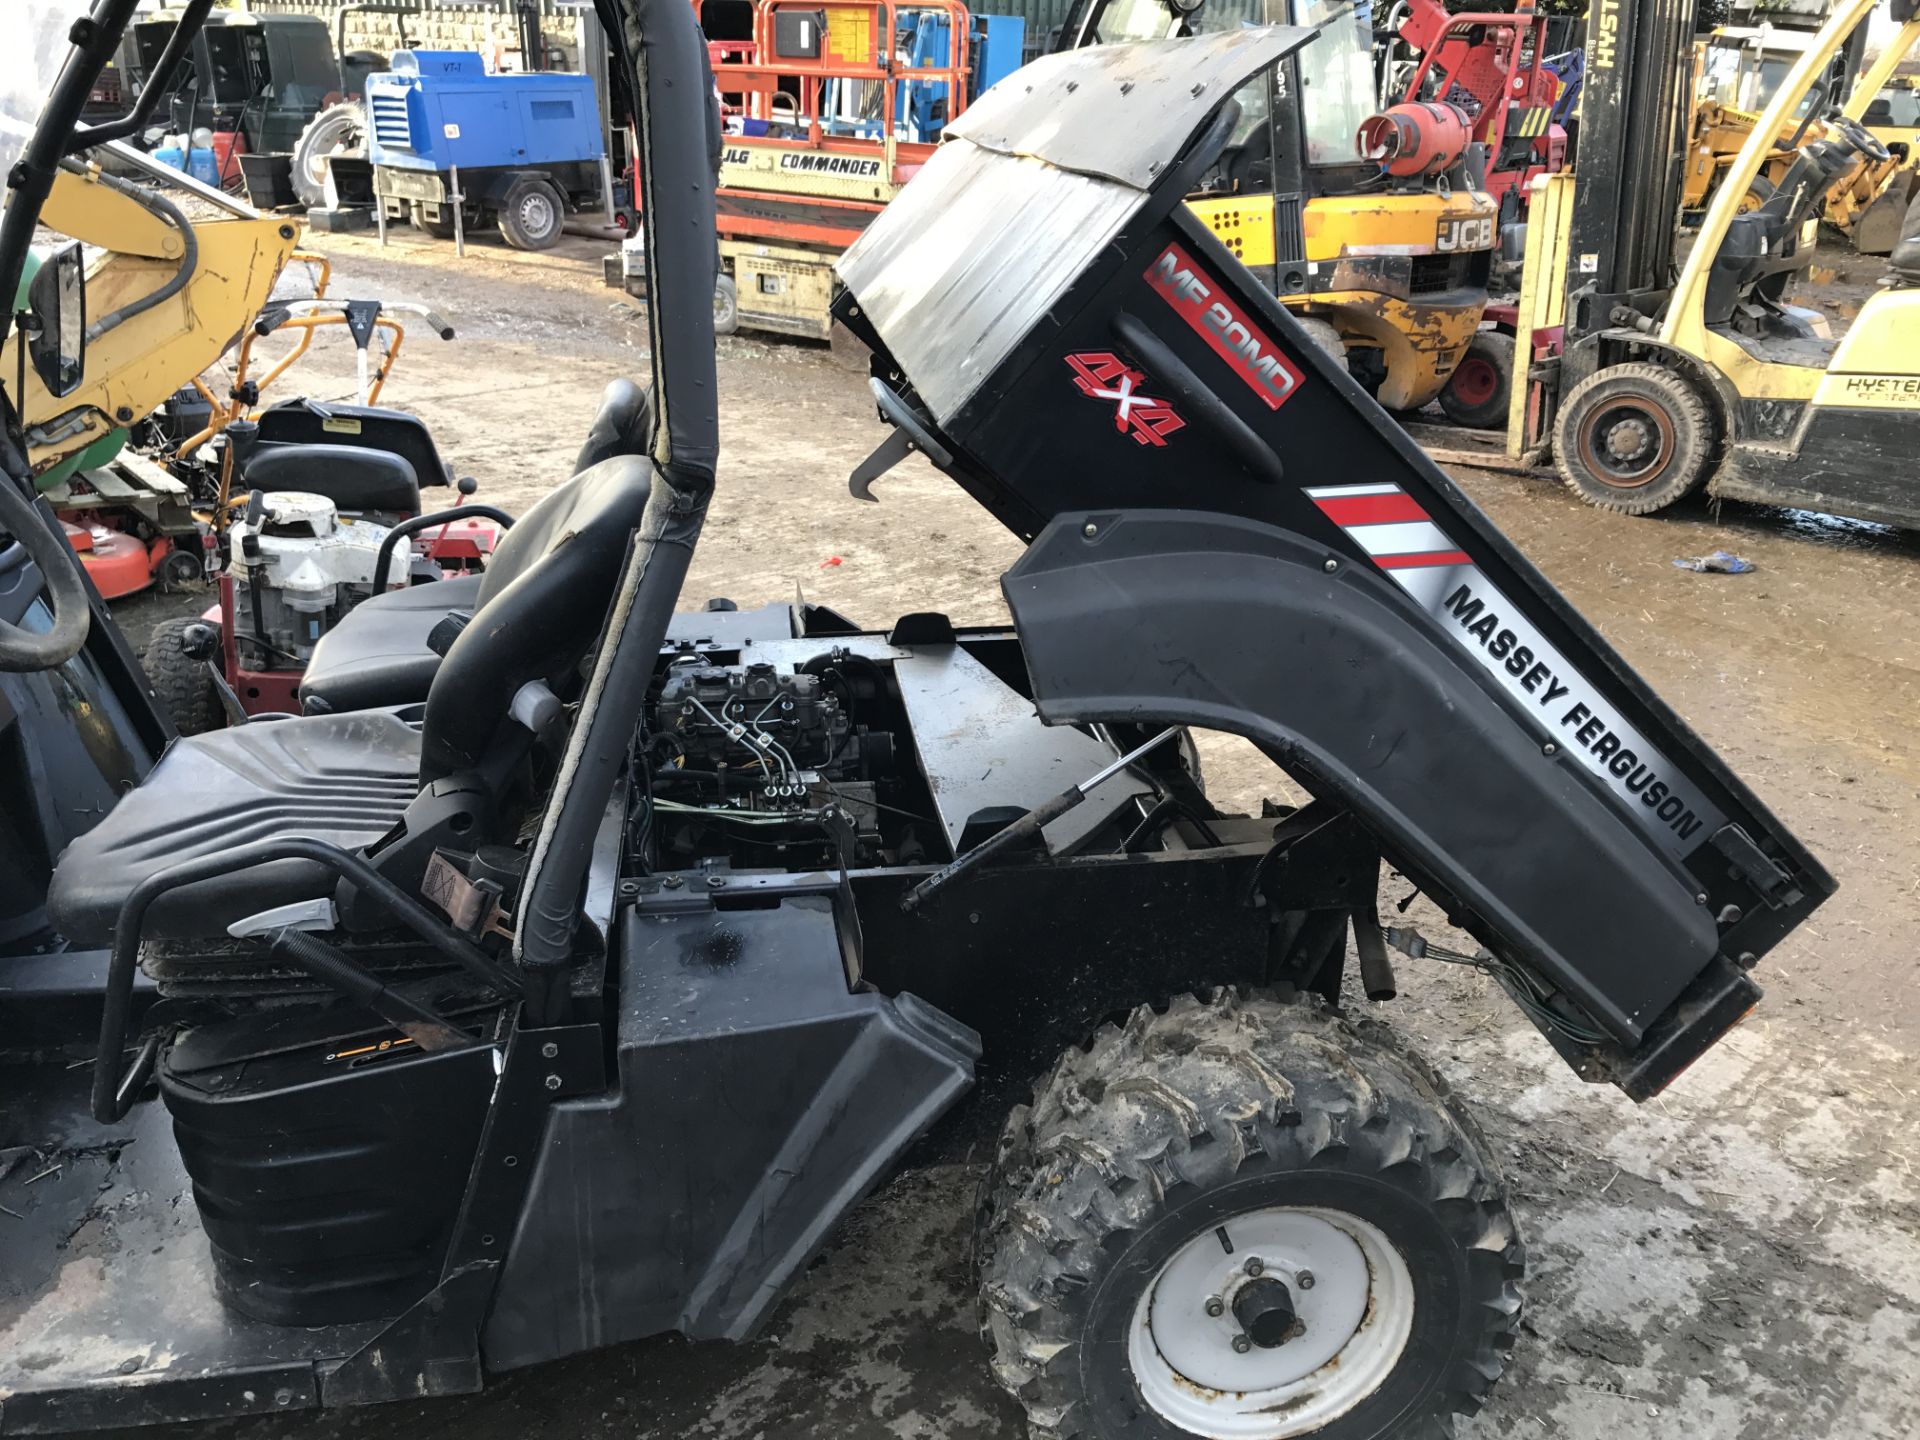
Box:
<box><xmin>241</xmin><ymin>0</ymin><xmax>590</xmax><ymax>72</ymax></box>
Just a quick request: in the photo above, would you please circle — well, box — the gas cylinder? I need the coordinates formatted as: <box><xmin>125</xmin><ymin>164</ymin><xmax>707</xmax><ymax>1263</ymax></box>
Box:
<box><xmin>1357</xmin><ymin>102</ymin><xmax>1472</xmax><ymax>178</ymax></box>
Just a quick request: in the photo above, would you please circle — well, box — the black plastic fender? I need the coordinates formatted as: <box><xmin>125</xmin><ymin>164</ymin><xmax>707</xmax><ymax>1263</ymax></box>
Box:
<box><xmin>1004</xmin><ymin>508</ymin><xmax>1719</xmax><ymax>1043</ymax></box>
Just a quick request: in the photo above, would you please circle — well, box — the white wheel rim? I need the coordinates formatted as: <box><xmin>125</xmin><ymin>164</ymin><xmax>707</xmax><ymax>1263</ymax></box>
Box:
<box><xmin>1128</xmin><ymin>1207</ymin><xmax>1414</xmax><ymax>1439</ymax></box>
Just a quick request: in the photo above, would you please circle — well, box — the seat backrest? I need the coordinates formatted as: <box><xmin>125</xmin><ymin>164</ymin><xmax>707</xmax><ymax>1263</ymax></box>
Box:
<box><xmin>571</xmin><ymin>377</ymin><xmax>654</xmax><ymax>478</ymax></box>
<box><xmin>420</xmin><ymin>452</ymin><xmax>652</xmax><ymax>778</ymax></box>
<box><xmin>254</xmin><ymin>397</ymin><xmax>453</xmax><ymax>488</ymax></box>
<box><xmin>471</xmin><ymin>379</ymin><xmax>655</xmax><ymax>610</ymax></box>
<box><xmin>243</xmin><ymin>443</ymin><xmax>421</xmax><ymax>516</ymax></box>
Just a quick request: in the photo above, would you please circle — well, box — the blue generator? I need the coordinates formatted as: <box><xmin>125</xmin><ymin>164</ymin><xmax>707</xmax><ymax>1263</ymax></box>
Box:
<box><xmin>365</xmin><ymin>51</ymin><xmax>605</xmax><ymax>251</ymax></box>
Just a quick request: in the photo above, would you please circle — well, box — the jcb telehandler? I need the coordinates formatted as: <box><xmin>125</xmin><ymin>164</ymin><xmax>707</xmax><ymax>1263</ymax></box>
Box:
<box><xmin>0</xmin><ymin>3</ymin><xmax>1830</xmax><ymax>1437</ymax></box>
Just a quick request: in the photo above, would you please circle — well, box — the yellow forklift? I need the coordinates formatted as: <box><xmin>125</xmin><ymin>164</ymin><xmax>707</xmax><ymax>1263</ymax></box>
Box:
<box><xmin>1056</xmin><ymin>0</ymin><xmax>1499</xmax><ymax>411</ymax></box>
<box><xmin>1511</xmin><ymin>0</ymin><xmax>1920</xmax><ymax>528</ymax></box>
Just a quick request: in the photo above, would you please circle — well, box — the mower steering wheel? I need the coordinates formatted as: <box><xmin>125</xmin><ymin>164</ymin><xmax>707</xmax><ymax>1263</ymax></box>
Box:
<box><xmin>0</xmin><ymin>476</ymin><xmax>92</xmax><ymax>673</ymax></box>
<box><xmin>1829</xmin><ymin>110</ymin><xmax>1893</xmax><ymax>165</ymax></box>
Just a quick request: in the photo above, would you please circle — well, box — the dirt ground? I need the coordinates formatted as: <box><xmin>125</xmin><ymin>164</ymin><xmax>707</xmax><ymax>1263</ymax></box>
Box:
<box><xmin>94</xmin><ymin>226</ymin><xmax>1920</xmax><ymax>1440</ymax></box>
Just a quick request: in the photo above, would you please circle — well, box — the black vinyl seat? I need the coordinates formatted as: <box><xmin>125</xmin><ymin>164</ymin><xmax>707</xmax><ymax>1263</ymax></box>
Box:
<box><xmin>252</xmin><ymin>397</ymin><xmax>455</xmax><ymax>489</ymax></box>
<box><xmin>299</xmin><ymin>379</ymin><xmax>655</xmax><ymax>715</ymax></box>
<box><xmin>48</xmin><ymin>711</ymin><xmax>423</xmax><ymax>944</ymax></box>
<box><xmin>47</xmin><ymin>449</ymin><xmax>654</xmax><ymax>947</ymax></box>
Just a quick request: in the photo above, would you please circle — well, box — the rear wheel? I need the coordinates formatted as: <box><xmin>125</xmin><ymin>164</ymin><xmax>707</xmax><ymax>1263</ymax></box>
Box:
<box><xmin>497</xmin><ymin>178</ymin><xmax>566</xmax><ymax>250</ymax></box>
<box><xmin>713</xmin><ymin>273</ymin><xmax>740</xmax><ymax>337</ymax></box>
<box><xmin>143</xmin><ymin>618</ymin><xmax>221</xmax><ymax>737</ymax></box>
<box><xmin>1554</xmin><ymin>361</ymin><xmax>1715</xmax><ymax>515</ymax></box>
<box><xmin>290</xmin><ymin>100</ymin><xmax>365</xmax><ymax>209</ymax></box>
<box><xmin>977</xmin><ymin>992</ymin><xmax>1523</xmax><ymax>1439</ymax></box>
<box><xmin>1438</xmin><ymin>331</ymin><xmax>1515</xmax><ymax>429</ymax></box>
<box><xmin>411</xmin><ymin>202</ymin><xmax>457</xmax><ymax>240</ymax></box>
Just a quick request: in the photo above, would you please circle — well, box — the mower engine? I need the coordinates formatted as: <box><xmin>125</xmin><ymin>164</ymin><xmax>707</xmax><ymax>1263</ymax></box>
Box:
<box><xmin>226</xmin><ymin>491</ymin><xmax>393</xmax><ymax>664</ymax></box>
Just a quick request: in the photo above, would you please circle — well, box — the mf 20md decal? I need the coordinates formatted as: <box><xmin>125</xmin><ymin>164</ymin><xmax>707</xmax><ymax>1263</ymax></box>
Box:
<box><xmin>1145</xmin><ymin>242</ymin><xmax>1305</xmax><ymax>411</ymax></box>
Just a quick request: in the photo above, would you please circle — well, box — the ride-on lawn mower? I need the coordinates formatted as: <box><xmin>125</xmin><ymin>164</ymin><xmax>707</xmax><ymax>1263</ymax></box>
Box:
<box><xmin>0</xmin><ymin>5</ymin><xmax>1831</xmax><ymax>1439</ymax></box>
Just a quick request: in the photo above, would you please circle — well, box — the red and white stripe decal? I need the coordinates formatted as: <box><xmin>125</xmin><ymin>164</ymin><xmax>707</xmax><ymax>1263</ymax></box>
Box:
<box><xmin>1303</xmin><ymin>482</ymin><xmax>1722</xmax><ymax>857</ymax></box>
<box><xmin>1306</xmin><ymin>482</ymin><xmax>1469</xmax><ymax>579</ymax></box>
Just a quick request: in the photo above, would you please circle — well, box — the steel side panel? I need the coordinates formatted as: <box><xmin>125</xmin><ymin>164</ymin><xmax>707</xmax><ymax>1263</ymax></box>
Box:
<box><xmin>1004</xmin><ymin>510</ymin><xmax>1718</xmax><ymax>1041</ymax></box>
<box><xmin>890</xmin><ymin>643</ymin><xmax>1130</xmax><ymax>854</ymax></box>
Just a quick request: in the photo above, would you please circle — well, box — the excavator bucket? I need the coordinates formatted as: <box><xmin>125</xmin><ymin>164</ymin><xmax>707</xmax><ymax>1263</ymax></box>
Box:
<box><xmin>1851</xmin><ymin>167</ymin><xmax>1920</xmax><ymax>255</ymax></box>
<box><xmin>835</xmin><ymin>30</ymin><xmax>1834</xmax><ymax>1097</ymax></box>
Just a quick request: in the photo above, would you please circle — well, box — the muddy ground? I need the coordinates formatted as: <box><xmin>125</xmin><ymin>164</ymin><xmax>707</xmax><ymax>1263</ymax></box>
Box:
<box><xmin>92</xmin><ymin>227</ymin><xmax>1920</xmax><ymax>1439</ymax></box>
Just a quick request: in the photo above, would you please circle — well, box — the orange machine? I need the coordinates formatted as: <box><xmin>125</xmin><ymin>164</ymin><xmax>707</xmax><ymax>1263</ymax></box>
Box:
<box><xmin>610</xmin><ymin>0</ymin><xmax>998</xmax><ymax>339</ymax></box>
<box><xmin>708</xmin><ymin>0</ymin><xmax>974</xmax><ymax>337</ymax></box>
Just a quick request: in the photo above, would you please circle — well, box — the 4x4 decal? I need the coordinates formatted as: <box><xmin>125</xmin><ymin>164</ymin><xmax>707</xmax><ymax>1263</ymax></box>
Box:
<box><xmin>1065</xmin><ymin>352</ymin><xmax>1187</xmax><ymax>447</ymax></box>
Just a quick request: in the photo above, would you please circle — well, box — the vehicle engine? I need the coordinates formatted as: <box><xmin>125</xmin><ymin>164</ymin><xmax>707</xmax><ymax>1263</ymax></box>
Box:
<box><xmin>644</xmin><ymin>652</ymin><xmax>918</xmax><ymax>871</ymax></box>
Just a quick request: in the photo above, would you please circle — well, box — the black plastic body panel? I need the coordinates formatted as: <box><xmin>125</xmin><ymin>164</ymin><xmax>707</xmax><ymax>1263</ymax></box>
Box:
<box><xmin>838</xmin><ymin>168</ymin><xmax>1834</xmax><ymax>1062</ymax></box>
<box><xmin>160</xmin><ymin>1022</ymin><xmax>496</xmax><ymax>1326</ymax></box>
<box><xmin>481</xmin><ymin>894</ymin><xmax>978</xmax><ymax>1365</ymax></box>
<box><xmin>1004</xmin><ymin>509</ymin><xmax>1715</xmax><ymax>1040</ymax></box>
<box><xmin>0</xmin><ymin>536</ymin><xmax>165</xmax><ymax>954</ymax></box>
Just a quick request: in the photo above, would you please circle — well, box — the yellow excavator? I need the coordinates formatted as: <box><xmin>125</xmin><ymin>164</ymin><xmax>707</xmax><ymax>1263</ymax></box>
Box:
<box><xmin>1056</xmin><ymin>0</ymin><xmax>1498</xmax><ymax>412</ymax></box>
<box><xmin>10</xmin><ymin>146</ymin><xmax>301</xmax><ymax>492</ymax></box>
<box><xmin>3</xmin><ymin>143</ymin><xmax>302</xmax><ymax>592</ymax></box>
<box><xmin>1683</xmin><ymin>14</ymin><xmax>1920</xmax><ymax>253</ymax></box>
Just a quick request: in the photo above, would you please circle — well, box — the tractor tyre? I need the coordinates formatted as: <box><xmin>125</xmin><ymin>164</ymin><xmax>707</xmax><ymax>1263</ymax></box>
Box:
<box><xmin>977</xmin><ymin>991</ymin><xmax>1523</xmax><ymax>1440</ymax></box>
<box><xmin>291</xmin><ymin>100</ymin><xmax>366</xmax><ymax>210</ymax></box>
<box><xmin>143</xmin><ymin>618</ymin><xmax>222</xmax><ymax>737</ymax></box>
<box><xmin>1438</xmin><ymin>331</ymin><xmax>1515</xmax><ymax>430</ymax></box>
<box><xmin>713</xmin><ymin>273</ymin><xmax>740</xmax><ymax>337</ymax></box>
<box><xmin>412</xmin><ymin>203</ymin><xmax>458</xmax><ymax>241</ymax></box>
<box><xmin>1295</xmin><ymin>316</ymin><xmax>1348</xmax><ymax>367</ymax></box>
<box><xmin>1554</xmin><ymin>362</ymin><xmax>1716</xmax><ymax>516</ymax></box>
<box><xmin>498</xmin><ymin>177</ymin><xmax>566</xmax><ymax>251</ymax></box>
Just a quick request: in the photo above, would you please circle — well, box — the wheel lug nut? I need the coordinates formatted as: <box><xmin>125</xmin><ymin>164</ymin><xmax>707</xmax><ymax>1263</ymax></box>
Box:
<box><xmin>1205</xmin><ymin>1296</ymin><xmax>1225</xmax><ymax>1317</ymax></box>
<box><xmin>1244</xmin><ymin>1257</ymin><xmax>1264</xmax><ymax>1277</ymax></box>
<box><xmin>1232</xmin><ymin>1335</ymin><xmax>1252</xmax><ymax>1353</ymax></box>
<box><xmin>1296</xmin><ymin>1271</ymin><xmax>1315</xmax><ymax>1290</ymax></box>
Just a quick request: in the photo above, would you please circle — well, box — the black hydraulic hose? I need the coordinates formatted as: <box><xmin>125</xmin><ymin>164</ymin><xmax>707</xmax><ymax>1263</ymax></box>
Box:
<box><xmin>72</xmin><ymin>161</ymin><xmax>199</xmax><ymax>344</ymax></box>
<box><xmin>372</xmin><ymin>503</ymin><xmax>515</xmax><ymax>590</ymax></box>
<box><xmin>0</xmin><ymin>481</ymin><xmax>91</xmax><ymax>671</ymax></box>
<box><xmin>92</xmin><ymin>835</ymin><xmax>522</xmax><ymax>1123</ymax></box>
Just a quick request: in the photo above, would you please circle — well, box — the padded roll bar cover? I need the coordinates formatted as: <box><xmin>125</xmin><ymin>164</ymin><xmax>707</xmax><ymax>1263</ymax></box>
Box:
<box><xmin>594</xmin><ymin>0</ymin><xmax>720</xmax><ymax>487</ymax></box>
<box><xmin>515</xmin><ymin>1</ymin><xmax>721</xmax><ymax>979</ymax></box>
<box><xmin>421</xmin><ymin>455</ymin><xmax>652</xmax><ymax>779</ymax></box>
<box><xmin>1003</xmin><ymin>509</ymin><xmax>1720</xmax><ymax>1042</ymax></box>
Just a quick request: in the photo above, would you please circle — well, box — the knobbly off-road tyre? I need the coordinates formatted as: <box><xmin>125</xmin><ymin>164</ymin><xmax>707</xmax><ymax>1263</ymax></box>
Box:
<box><xmin>976</xmin><ymin>991</ymin><xmax>1523</xmax><ymax>1439</ymax></box>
